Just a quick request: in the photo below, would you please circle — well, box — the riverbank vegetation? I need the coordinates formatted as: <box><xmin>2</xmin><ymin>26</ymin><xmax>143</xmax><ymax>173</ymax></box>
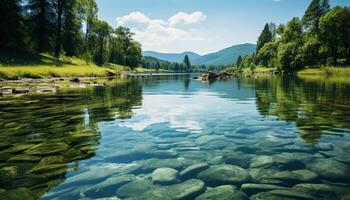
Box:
<box><xmin>227</xmin><ymin>0</ymin><xmax>350</xmax><ymax>73</ymax></box>
<box><xmin>0</xmin><ymin>0</ymin><xmax>142</xmax><ymax>73</ymax></box>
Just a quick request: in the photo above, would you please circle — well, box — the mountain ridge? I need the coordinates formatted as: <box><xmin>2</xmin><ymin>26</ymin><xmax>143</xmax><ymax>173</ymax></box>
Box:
<box><xmin>142</xmin><ymin>43</ymin><xmax>256</xmax><ymax>65</ymax></box>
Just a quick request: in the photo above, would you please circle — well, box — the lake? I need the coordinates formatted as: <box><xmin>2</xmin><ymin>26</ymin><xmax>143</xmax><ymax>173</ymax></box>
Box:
<box><xmin>0</xmin><ymin>74</ymin><xmax>350</xmax><ymax>200</ymax></box>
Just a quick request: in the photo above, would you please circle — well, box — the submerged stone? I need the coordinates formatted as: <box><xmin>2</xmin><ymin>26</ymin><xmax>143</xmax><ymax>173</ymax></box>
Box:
<box><xmin>250</xmin><ymin>189</ymin><xmax>317</xmax><ymax>200</ymax></box>
<box><xmin>180</xmin><ymin>163</ymin><xmax>209</xmax><ymax>179</ymax></box>
<box><xmin>308</xmin><ymin>159</ymin><xmax>350</xmax><ymax>181</ymax></box>
<box><xmin>139</xmin><ymin>158</ymin><xmax>184</xmax><ymax>171</ymax></box>
<box><xmin>0</xmin><ymin>187</ymin><xmax>35</xmax><ymax>200</ymax></box>
<box><xmin>241</xmin><ymin>183</ymin><xmax>286</xmax><ymax>195</ymax></box>
<box><xmin>152</xmin><ymin>168</ymin><xmax>179</xmax><ymax>185</ymax></box>
<box><xmin>83</xmin><ymin>174</ymin><xmax>135</xmax><ymax>198</ymax></box>
<box><xmin>130</xmin><ymin>179</ymin><xmax>205</xmax><ymax>200</ymax></box>
<box><xmin>24</xmin><ymin>142</ymin><xmax>70</xmax><ymax>156</ymax></box>
<box><xmin>195</xmin><ymin>185</ymin><xmax>247</xmax><ymax>200</ymax></box>
<box><xmin>197</xmin><ymin>164</ymin><xmax>250</xmax><ymax>186</ymax></box>
<box><xmin>292</xmin><ymin>183</ymin><xmax>336</xmax><ymax>198</ymax></box>
<box><xmin>250</xmin><ymin>156</ymin><xmax>274</xmax><ymax>168</ymax></box>
<box><xmin>116</xmin><ymin>179</ymin><xmax>154</xmax><ymax>198</ymax></box>
<box><xmin>167</xmin><ymin>179</ymin><xmax>205</xmax><ymax>200</ymax></box>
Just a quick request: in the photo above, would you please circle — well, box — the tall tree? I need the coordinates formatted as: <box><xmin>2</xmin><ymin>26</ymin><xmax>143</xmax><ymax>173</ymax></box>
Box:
<box><xmin>0</xmin><ymin>0</ymin><xmax>24</xmax><ymax>50</ymax></box>
<box><xmin>54</xmin><ymin>0</ymin><xmax>65</xmax><ymax>58</ymax></box>
<box><xmin>27</xmin><ymin>0</ymin><xmax>55</xmax><ymax>52</ymax></box>
<box><xmin>236</xmin><ymin>55</ymin><xmax>242</xmax><ymax>68</ymax></box>
<box><xmin>183</xmin><ymin>55</ymin><xmax>191</xmax><ymax>72</ymax></box>
<box><xmin>63</xmin><ymin>0</ymin><xmax>84</xmax><ymax>56</ymax></box>
<box><xmin>303</xmin><ymin>0</ymin><xmax>330</xmax><ymax>36</ymax></box>
<box><xmin>93</xmin><ymin>20</ymin><xmax>111</xmax><ymax>65</ymax></box>
<box><xmin>82</xmin><ymin>0</ymin><xmax>98</xmax><ymax>53</ymax></box>
<box><xmin>257</xmin><ymin>23</ymin><xmax>273</xmax><ymax>52</ymax></box>
<box><xmin>319</xmin><ymin>6</ymin><xmax>350</xmax><ymax>65</ymax></box>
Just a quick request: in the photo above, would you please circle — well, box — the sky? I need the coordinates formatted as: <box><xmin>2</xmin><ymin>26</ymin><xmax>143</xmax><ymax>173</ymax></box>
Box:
<box><xmin>96</xmin><ymin>0</ymin><xmax>350</xmax><ymax>55</ymax></box>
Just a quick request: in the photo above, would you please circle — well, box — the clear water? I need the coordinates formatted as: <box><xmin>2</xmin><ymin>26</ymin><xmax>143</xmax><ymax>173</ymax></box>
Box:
<box><xmin>0</xmin><ymin>75</ymin><xmax>349</xmax><ymax>200</ymax></box>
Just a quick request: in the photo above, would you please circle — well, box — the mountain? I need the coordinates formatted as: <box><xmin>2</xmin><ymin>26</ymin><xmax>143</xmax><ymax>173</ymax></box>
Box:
<box><xmin>192</xmin><ymin>43</ymin><xmax>256</xmax><ymax>65</ymax></box>
<box><xmin>142</xmin><ymin>51</ymin><xmax>201</xmax><ymax>63</ymax></box>
<box><xmin>142</xmin><ymin>43</ymin><xmax>256</xmax><ymax>65</ymax></box>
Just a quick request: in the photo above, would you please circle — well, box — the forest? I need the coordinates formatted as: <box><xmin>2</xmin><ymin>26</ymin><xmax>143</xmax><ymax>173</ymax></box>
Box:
<box><xmin>232</xmin><ymin>0</ymin><xmax>350</xmax><ymax>72</ymax></box>
<box><xmin>0</xmin><ymin>0</ymin><xmax>142</xmax><ymax>69</ymax></box>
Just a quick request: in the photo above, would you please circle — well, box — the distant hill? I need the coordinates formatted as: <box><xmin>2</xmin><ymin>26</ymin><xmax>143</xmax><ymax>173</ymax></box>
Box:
<box><xmin>142</xmin><ymin>43</ymin><xmax>256</xmax><ymax>65</ymax></box>
<box><xmin>142</xmin><ymin>51</ymin><xmax>201</xmax><ymax>63</ymax></box>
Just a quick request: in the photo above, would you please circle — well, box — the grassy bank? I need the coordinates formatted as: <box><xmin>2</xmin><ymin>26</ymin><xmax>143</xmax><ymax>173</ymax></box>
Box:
<box><xmin>0</xmin><ymin>53</ymin><xmax>121</xmax><ymax>79</ymax></box>
<box><xmin>0</xmin><ymin>52</ymin><xmax>165</xmax><ymax>80</ymax></box>
<box><xmin>297</xmin><ymin>67</ymin><xmax>350</xmax><ymax>76</ymax></box>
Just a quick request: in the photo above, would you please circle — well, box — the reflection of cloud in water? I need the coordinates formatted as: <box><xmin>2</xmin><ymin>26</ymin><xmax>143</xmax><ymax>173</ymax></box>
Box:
<box><xmin>120</xmin><ymin>91</ymin><xmax>255</xmax><ymax>132</ymax></box>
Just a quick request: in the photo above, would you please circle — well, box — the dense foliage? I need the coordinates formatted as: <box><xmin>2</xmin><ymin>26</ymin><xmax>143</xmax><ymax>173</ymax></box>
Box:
<box><xmin>0</xmin><ymin>0</ymin><xmax>142</xmax><ymax>69</ymax></box>
<box><xmin>233</xmin><ymin>0</ymin><xmax>350</xmax><ymax>72</ymax></box>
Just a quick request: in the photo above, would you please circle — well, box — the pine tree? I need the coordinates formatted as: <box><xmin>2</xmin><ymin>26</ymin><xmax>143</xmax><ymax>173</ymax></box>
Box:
<box><xmin>257</xmin><ymin>23</ymin><xmax>273</xmax><ymax>52</ymax></box>
<box><xmin>0</xmin><ymin>0</ymin><xmax>24</xmax><ymax>50</ymax></box>
<box><xmin>303</xmin><ymin>0</ymin><xmax>330</xmax><ymax>35</ymax></box>
<box><xmin>183</xmin><ymin>55</ymin><xmax>191</xmax><ymax>72</ymax></box>
<box><xmin>27</xmin><ymin>0</ymin><xmax>55</xmax><ymax>52</ymax></box>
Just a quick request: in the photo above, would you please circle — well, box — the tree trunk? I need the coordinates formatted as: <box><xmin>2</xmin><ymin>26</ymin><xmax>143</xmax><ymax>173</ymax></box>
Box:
<box><xmin>38</xmin><ymin>0</ymin><xmax>47</xmax><ymax>52</ymax></box>
<box><xmin>55</xmin><ymin>0</ymin><xmax>63</xmax><ymax>59</ymax></box>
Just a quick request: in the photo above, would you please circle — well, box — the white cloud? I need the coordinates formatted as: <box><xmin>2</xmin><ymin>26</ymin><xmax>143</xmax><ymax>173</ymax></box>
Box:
<box><xmin>169</xmin><ymin>11</ymin><xmax>207</xmax><ymax>26</ymax></box>
<box><xmin>116</xmin><ymin>11</ymin><xmax>206</xmax><ymax>52</ymax></box>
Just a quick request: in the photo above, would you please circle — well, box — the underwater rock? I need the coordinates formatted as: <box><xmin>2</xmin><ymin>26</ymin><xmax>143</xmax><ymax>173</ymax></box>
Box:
<box><xmin>250</xmin><ymin>189</ymin><xmax>317</xmax><ymax>200</ymax></box>
<box><xmin>105</xmin><ymin>149</ymin><xmax>178</xmax><ymax>163</ymax></box>
<box><xmin>265</xmin><ymin>170</ymin><xmax>318</xmax><ymax>185</ymax></box>
<box><xmin>241</xmin><ymin>183</ymin><xmax>286</xmax><ymax>196</ymax></box>
<box><xmin>29</xmin><ymin>163</ymin><xmax>67</xmax><ymax>174</ymax></box>
<box><xmin>308</xmin><ymin>159</ymin><xmax>350</xmax><ymax>181</ymax></box>
<box><xmin>195</xmin><ymin>185</ymin><xmax>248</xmax><ymax>200</ymax></box>
<box><xmin>167</xmin><ymin>179</ymin><xmax>206</xmax><ymax>200</ymax></box>
<box><xmin>116</xmin><ymin>179</ymin><xmax>154</xmax><ymax>198</ymax></box>
<box><xmin>139</xmin><ymin>158</ymin><xmax>184</xmax><ymax>172</ymax></box>
<box><xmin>61</xmin><ymin>163</ymin><xmax>140</xmax><ymax>188</ymax></box>
<box><xmin>180</xmin><ymin>163</ymin><xmax>209</xmax><ymax>180</ymax></box>
<box><xmin>152</xmin><ymin>168</ymin><xmax>179</xmax><ymax>185</ymax></box>
<box><xmin>250</xmin><ymin>156</ymin><xmax>274</xmax><ymax>168</ymax></box>
<box><xmin>224</xmin><ymin>152</ymin><xmax>255</xmax><ymax>168</ymax></box>
<box><xmin>292</xmin><ymin>183</ymin><xmax>336</xmax><ymax>198</ymax></box>
<box><xmin>249</xmin><ymin>168</ymin><xmax>281</xmax><ymax>184</ymax></box>
<box><xmin>129</xmin><ymin>179</ymin><xmax>205</xmax><ymax>200</ymax></box>
<box><xmin>8</xmin><ymin>155</ymin><xmax>41</xmax><ymax>162</ymax></box>
<box><xmin>0</xmin><ymin>187</ymin><xmax>35</xmax><ymax>200</ymax></box>
<box><xmin>24</xmin><ymin>142</ymin><xmax>70</xmax><ymax>156</ymax></box>
<box><xmin>83</xmin><ymin>174</ymin><xmax>135</xmax><ymax>198</ymax></box>
<box><xmin>197</xmin><ymin>164</ymin><xmax>250</xmax><ymax>186</ymax></box>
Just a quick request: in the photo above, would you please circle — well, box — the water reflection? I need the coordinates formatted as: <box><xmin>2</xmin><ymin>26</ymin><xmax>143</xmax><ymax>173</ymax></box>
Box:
<box><xmin>0</xmin><ymin>79</ymin><xmax>142</xmax><ymax>199</ymax></box>
<box><xmin>0</xmin><ymin>75</ymin><xmax>349</xmax><ymax>200</ymax></box>
<box><xmin>252</xmin><ymin>76</ymin><xmax>350</xmax><ymax>144</ymax></box>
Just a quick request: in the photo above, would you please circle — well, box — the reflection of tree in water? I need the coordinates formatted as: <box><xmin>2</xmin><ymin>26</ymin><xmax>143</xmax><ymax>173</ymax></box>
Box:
<box><xmin>0</xmin><ymin>79</ymin><xmax>142</xmax><ymax>199</ymax></box>
<box><xmin>252</xmin><ymin>76</ymin><xmax>350</xmax><ymax>144</ymax></box>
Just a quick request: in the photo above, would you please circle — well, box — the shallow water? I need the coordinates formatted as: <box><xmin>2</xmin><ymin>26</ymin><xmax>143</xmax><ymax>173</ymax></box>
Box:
<box><xmin>0</xmin><ymin>75</ymin><xmax>350</xmax><ymax>200</ymax></box>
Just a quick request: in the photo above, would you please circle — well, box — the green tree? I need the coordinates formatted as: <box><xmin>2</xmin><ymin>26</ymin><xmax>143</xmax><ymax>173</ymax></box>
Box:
<box><xmin>277</xmin><ymin>18</ymin><xmax>303</xmax><ymax>71</ymax></box>
<box><xmin>319</xmin><ymin>6</ymin><xmax>350</xmax><ymax>65</ymax></box>
<box><xmin>236</xmin><ymin>55</ymin><xmax>242</xmax><ymax>68</ymax></box>
<box><xmin>303</xmin><ymin>0</ymin><xmax>330</xmax><ymax>35</ymax></box>
<box><xmin>62</xmin><ymin>0</ymin><xmax>84</xmax><ymax>56</ymax></box>
<box><xmin>0</xmin><ymin>0</ymin><xmax>24</xmax><ymax>50</ymax></box>
<box><xmin>92</xmin><ymin>20</ymin><xmax>111</xmax><ymax>65</ymax></box>
<box><xmin>183</xmin><ymin>55</ymin><xmax>191</xmax><ymax>72</ymax></box>
<box><xmin>257</xmin><ymin>23</ymin><xmax>273</xmax><ymax>52</ymax></box>
<box><xmin>27</xmin><ymin>0</ymin><xmax>55</xmax><ymax>52</ymax></box>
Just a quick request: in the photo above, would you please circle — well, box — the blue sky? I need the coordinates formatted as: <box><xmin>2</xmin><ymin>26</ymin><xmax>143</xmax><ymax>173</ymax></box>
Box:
<box><xmin>96</xmin><ymin>0</ymin><xmax>349</xmax><ymax>54</ymax></box>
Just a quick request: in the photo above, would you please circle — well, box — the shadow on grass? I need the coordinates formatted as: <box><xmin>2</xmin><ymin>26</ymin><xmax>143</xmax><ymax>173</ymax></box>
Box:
<box><xmin>0</xmin><ymin>50</ymin><xmax>76</xmax><ymax>66</ymax></box>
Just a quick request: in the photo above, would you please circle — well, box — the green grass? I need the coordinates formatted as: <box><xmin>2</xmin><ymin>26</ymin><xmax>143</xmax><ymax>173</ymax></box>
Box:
<box><xmin>297</xmin><ymin>67</ymin><xmax>350</xmax><ymax>76</ymax></box>
<box><xmin>0</xmin><ymin>52</ymin><xmax>166</xmax><ymax>79</ymax></box>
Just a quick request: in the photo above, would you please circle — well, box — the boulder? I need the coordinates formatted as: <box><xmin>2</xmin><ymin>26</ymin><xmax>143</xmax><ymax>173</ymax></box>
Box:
<box><xmin>180</xmin><ymin>163</ymin><xmax>209</xmax><ymax>179</ymax></box>
<box><xmin>152</xmin><ymin>168</ymin><xmax>179</xmax><ymax>185</ymax></box>
<box><xmin>197</xmin><ymin>164</ymin><xmax>250</xmax><ymax>186</ymax></box>
<box><xmin>195</xmin><ymin>185</ymin><xmax>248</xmax><ymax>200</ymax></box>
